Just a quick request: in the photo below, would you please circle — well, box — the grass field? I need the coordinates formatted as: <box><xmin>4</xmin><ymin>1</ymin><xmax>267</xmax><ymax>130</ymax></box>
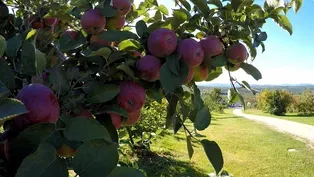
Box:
<box><xmin>244</xmin><ymin>109</ymin><xmax>314</xmax><ymax>126</ymax></box>
<box><xmin>138</xmin><ymin>110</ymin><xmax>314</xmax><ymax>177</ymax></box>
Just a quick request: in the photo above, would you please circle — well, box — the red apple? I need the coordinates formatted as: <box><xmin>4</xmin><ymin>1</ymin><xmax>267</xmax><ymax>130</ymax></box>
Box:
<box><xmin>81</xmin><ymin>9</ymin><xmax>106</xmax><ymax>35</ymax></box>
<box><xmin>105</xmin><ymin>16</ymin><xmax>126</xmax><ymax>30</ymax></box>
<box><xmin>200</xmin><ymin>35</ymin><xmax>223</xmax><ymax>65</ymax></box>
<box><xmin>178</xmin><ymin>38</ymin><xmax>204</xmax><ymax>68</ymax></box>
<box><xmin>90</xmin><ymin>31</ymin><xmax>111</xmax><ymax>47</ymax></box>
<box><xmin>77</xmin><ymin>110</ymin><xmax>94</xmax><ymax>119</ymax></box>
<box><xmin>147</xmin><ymin>28</ymin><xmax>177</xmax><ymax>58</ymax></box>
<box><xmin>43</xmin><ymin>17</ymin><xmax>58</xmax><ymax>26</ymax></box>
<box><xmin>184</xmin><ymin>67</ymin><xmax>194</xmax><ymax>84</ymax></box>
<box><xmin>117</xmin><ymin>81</ymin><xmax>146</xmax><ymax>113</ymax></box>
<box><xmin>136</xmin><ymin>55</ymin><xmax>162</xmax><ymax>82</ymax></box>
<box><xmin>124</xmin><ymin>109</ymin><xmax>141</xmax><ymax>126</ymax></box>
<box><xmin>109</xmin><ymin>113</ymin><xmax>122</xmax><ymax>129</ymax></box>
<box><xmin>14</xmin><ymin>84</ymin><xmax>60</xmax><ymax>129</ymax></box>
<box><xmin>112</xmin><ymin>0</ymin><xmax>132</xmax><ymax>17</ymax></box>
<box><xmin>193</xmin><ymin>64</ymin><xmax>209</xmax><ymax>82</ymax></box>
<box><xmin>226</xmin><ymin>43</ymin><xmax>248</xmax><ymax>64</ymax></box>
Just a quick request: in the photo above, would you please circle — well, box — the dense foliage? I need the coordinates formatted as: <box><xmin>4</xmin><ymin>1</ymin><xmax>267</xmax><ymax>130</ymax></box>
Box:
<box><xmin>256</xmin><ymin>89</ymin><xmax>294</xmax><ymax>115</ymax></box>
<box><xmin>0</xmin><ymin>0</ymin><xmax>303</xmax><ymax>176</ymax></box>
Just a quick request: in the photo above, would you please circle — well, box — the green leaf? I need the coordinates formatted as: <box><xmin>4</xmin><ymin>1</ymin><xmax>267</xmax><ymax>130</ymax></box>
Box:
<box><xmin>265</xmin><ymin>0</ymin><xmax>284</xmax><ymax>10</ymax></box>
<box><xmin>256</xmin><ymin>32</ymin><xmax>267</xmax><ymax>42</ymax></box>
<box><xmin>0</xmin><ymin>81</ymin><xmax>10</xmax><ymax>98</ymax></box>
<box><xmin>261</xmin><ymin>42</ymin><xmax>265</xmax><ymax>53</ymax></box>
<box><xmin>136</xmin><ymin>20</ymin><xmax>147</xmax><ymax>37</ymax></box>
<box><xmin>104</xmin><ymin>105</ymin><xmax>129</xmax><ymax>118</ymax></box>
<box><xmin>40</xmin><ymin>157</ymin><xmax>68</xmax><ymax>177</ymax></box>
<box><xmin>109</xmin><ymin>166</ymin><xmax>145</xmax><ymax>177</ymax></box>
<box><xmin>64</xmin><ymin>117</ymin><xmax>112</xmax><ymax>142</ymax></box>
<box><xmin>241</xmin><ymin>81</ymin><xmax>258</xmax><ymax>95</ymax></box>
<box><xmin>192</xmin><ymin>83</ymin><xmax>204</xmax><ymax>111</ymax></box>
<box><xmin>166</xmin><ymin>53</ymin><xmax>180</xmax><ymax>76</ymax></box>
<box><xmin>208</xmin><ymin>0</ymin><xmax>223</xmax><ymax>8</ymax></box>
<box><xmin>176</xmin><ymin>0</ymin><xmax>191</xmax><ymax>11</ymax></box>
<box><xmin>35</xmin><ymin>49</ymin><xmax>47</xmax><ymax>75</ymax></box>
<box><xmin>157</xmin><ymin>5</ymin><xmax>169</xmax><ymax>15</ymax></box>
<box><xmin>190</xmin><ymin>0</ymin><xmax>210</xmax><ymax>16</ymax></box>
<box><xmin>231</xmin><ymin>0</ymin><xmax>253</xmax><ymax>11</ymax></box>
<box><xmin>270</xmin><ymin>14</ymin><xmax>293</xmax><ymax>35</ymax></box>
<box><xmin>237</xmin><ymin>91</ymin><xmax>246</xmax><ymax>110</ymax></box>
<box><xmin>0</xmin><ymin>60</ymin><xmax>14</xmax><ymax>91</ymax></box>
<box><xmin>173</xmin><ymin>9</ymin><xmax>190</xmax><ymax>23</ymax></box>
<box><xmin>21</xmin><ymin>41</ymin><xmax>36</xmax><ymax>76</ymax></box>
<box><xmin>5</xmin><ymin>35</ymin><xmax>22</xmax><ymax>58</ymax></box>
<box><xmin>86</xmin><ymin>84</ymin><xmax>120</xmax><ymax>104</ymax></box>
<box><xmin>194</xmin><ymin>107</ymin><xmax>211</xmax><ymax>131</ymax></box>
<box><xmin>72</xmin><ymin>139</ymin><xmax>119</xmax><ymax>177</ymax></box>
<box><xmin>15</xmin><ymin>144</ymin><xmax>57</xmax><ymax>177</ymax></box>
<box><xmin>59</xmin><ymin>31</ymin><xmax>87</xmax><ymax>52</ymax></box>
<box><xmin>8</xmin><ymin>123</ymin><xmax>56</xmax><ymax>164</ymax></box>
<box><xmin>147</xmin><ymin>88</ymin><xmax>163</xmax><ymax>104</ymax></box>
<box><xmin>206</xmin><ymin>67</ymin><xmax>223</xmax><ymax>81</ymax></box>
<box><xmin>160</xmin><ymin>60</ymin><xmax>189</xmax><ymax>94</ymax></box>
<box><xmin>240</xmin><ymin>63</ymin><xmax>262</xmax><ymax>81</ymax></box>
<box><xmin>100</xmin><ymin>4</ymin><xmax>117</xmax><ymax>17</ymax></box>
<box><xmin>196</xmin><ymin>31</ymin><xmax>206</xmax><ymax>39</ymax></box>
<box><xmin>0</xmin><ymin>35</ymin><xmax>6</xmax><ymax>57</ymax></box>
<box><xmin>173</xmin><ymin>114</ymin><xmax>182</xmax><ymax>134</ymax></box>
<box><xmin>99</xmin><ymin>30</ymin><xmax>139</xmax><ymax>42</ymax></box>
<box><xmin>211</xmin><ymin>54</ymin><xmax>227</xmax><ymax>67</ymax></box>
<box><xmin>187</xmin><ymin>135</ymin><xmax>194</xmax><ymax>159</ymax></box>
<box><xmin>50</xmin><ymin>65</ymin><xmax>69</xmax><ymax>95</ymax></box>
<box><xmin>201</xmin><ymin>140</ymin><xmax>224</xmax><ymax>174</ymax></box>
<box><xmin>228</xmin><ymin>88</ymin><xmax>239</xmax><ymax>103</ymax></box>
<box><xmin>118</xmin><ymin>39</ymin><xmax>141</xmax><ymax>51</ymax></box>
<box><xmin>0</xmin><ymin>98</ymin><xmax>27</xmax><ymax>125</ymax></box>
<box><xmin>292</xmin><ymin>0</ymin><xmax>303</xmax><ymax>13</ymax></box>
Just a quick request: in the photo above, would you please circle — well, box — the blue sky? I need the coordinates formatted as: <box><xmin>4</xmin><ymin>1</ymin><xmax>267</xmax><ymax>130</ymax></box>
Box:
<box><xmin>135</xmin><ymin>0</ymin><xmax>314</xmax><ymax>85</ymax></box>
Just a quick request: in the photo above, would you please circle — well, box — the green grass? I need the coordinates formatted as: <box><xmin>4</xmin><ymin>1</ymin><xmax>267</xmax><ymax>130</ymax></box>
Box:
<box><xmin>138</xmin><ymin>110</ymin><xmax>314</xmax><ymax>177</ymax></box>
<box><xmin>244</xmin><ymin>109</ymin><xmax>314</xmax><ymax>126</ymax></box>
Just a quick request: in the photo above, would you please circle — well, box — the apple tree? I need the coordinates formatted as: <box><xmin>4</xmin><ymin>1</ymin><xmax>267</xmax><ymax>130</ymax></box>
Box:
<box><xmin>0</xmin><ymin>0</ymin><xmax>302</xmax><ymax>176</ymax></box>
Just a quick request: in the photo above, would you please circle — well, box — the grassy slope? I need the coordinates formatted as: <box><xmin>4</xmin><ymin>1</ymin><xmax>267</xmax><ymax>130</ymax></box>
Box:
<box><xmin>244</xmin><ymin>109</ymin><xmax>314</xmax><ymax>126</ymax></box>
<box><xmin>138</xmin><ymin>110</ymin><xmax>314</xmax><ymax>177</ymax></box>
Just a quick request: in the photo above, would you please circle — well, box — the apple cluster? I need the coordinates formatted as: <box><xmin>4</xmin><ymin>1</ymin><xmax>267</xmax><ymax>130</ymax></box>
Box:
<box><xmin>137</xmin><ymin>29</ymin><xmax>249</xmax><ymax>84</ymax></box>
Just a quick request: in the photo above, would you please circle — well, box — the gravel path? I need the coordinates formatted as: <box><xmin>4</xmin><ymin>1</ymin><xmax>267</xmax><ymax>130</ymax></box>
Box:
<box><xmin>233</xmin><ymin>109</ymin><xmax>314</xmax><ymax>143</ymax></box>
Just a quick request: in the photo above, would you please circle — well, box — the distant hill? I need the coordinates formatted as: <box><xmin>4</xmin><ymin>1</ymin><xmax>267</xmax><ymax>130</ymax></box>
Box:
<box><xmin>197</xmin><ymin>83</ymin><xmax>314</xmax><ymax>94</ymax></box>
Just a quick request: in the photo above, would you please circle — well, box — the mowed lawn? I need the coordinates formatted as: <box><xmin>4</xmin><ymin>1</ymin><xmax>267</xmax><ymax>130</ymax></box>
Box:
<box><xmin>244</xmin><ymin>109</ymin><xmax>314</xmax><ymax>126</ymax></box>
<box><xmin>138</xmin><ymin>110</ymin><xmax>314</xmax><ymax>177</ymax></box>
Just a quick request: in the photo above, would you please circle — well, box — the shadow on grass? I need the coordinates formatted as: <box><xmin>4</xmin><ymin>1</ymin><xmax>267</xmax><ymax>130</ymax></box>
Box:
<box><xmin>137</xmin><ymin>151</ymin><xmax>209</xmax><ymax>177</ymax></box>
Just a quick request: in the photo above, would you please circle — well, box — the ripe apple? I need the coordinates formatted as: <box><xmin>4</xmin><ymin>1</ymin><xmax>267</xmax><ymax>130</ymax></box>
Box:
<box><xmin>31</xmin><ymin>75</ymin><xmax>44</xmax><ymax>84</ymax></box>
<box><xmin>199</xmin><ymin>35</ymin><xmax>223</xmax><ymax>65</ymax></box>
<box><xmin>178</xmin><ymin>38</ymin><xmax>204</xmax><ymax>68</ymax></box>
<box><xmin>124</xmin><ymin>109</ymin><xmax>141</xmax><ymax>126</ymax></box>
<box><xmin>226</xmin><ymin>43</ymin><xmax>248</xmax><ymax>64</ymax></box>
<box><xmin>109</xmin><ymin>113</ymin><xmax>122</xmax><ymax>129</ymax></box>
<box><xmin>77</xmin><ymin>110</ymin><xmax>94</xmax><ymax>119</ymax></box>
<box><xmin>184</xmin><ymin>67</ymin><xmax>194</xmax><ymax>84</ymax></box>
<box><xmin>105</xmin><ymin>16</ymin><xmax>126</xmax><ymax>30</ymax></box>
<box><xmin>14</xmin><ymin>84</ymin><xmax>60</xmax><ymax>129</ymax></box>
<box><xmin>136</xmin><ymin>55</ymin><xmax>162</xmax><ymax>82</ymax></box>
<box><xmin>112</xmin><ymin>0</ymin><xmax>132</xmax><ymax>17</ymax></box>
<box><xmin>90</xmin><ymin>31</ymin><xmax>111</xmax><ymax>47</ymax></box>
<box><xmin>147</xmin><ymin>28</ymin><xmax>177</xmax><ymax>58</ymax></box>
<box><xmin>81</xmin><ymin>9</ymin><xmax>106</xmax><ymax>35</ymax></box>
<box><xmin>193</xmin><ymin>64</ymin><xmax>209</xmax><ymax>82</ymax></box>
<box><xmin>117</xmin><ymin>81</ymin><xmax>146</xmax><ymax>113</ymax></box>
<box><xmin>43</xmin><ymin>17</ymin><xmax>58</xmax><ymax>26</ymax></box>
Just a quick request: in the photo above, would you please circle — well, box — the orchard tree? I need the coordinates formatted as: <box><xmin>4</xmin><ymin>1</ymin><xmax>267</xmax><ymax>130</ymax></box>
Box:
<box><xmin>0</xmin><ymin>0</ymin><xmax>303</xmax><ymax>176</ymax></box>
